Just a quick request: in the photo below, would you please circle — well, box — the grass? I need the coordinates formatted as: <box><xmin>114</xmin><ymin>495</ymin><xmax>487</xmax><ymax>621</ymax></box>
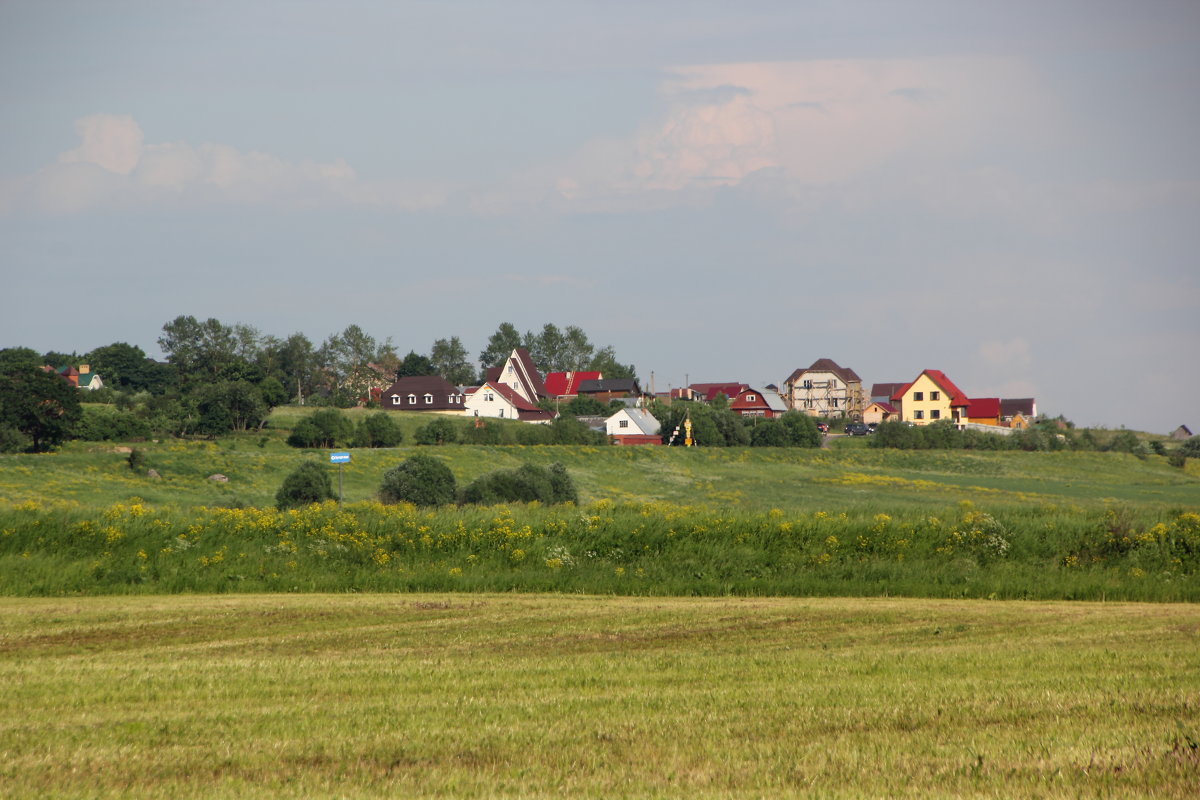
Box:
<box><xmin>0</xmin><ymin>593</ymin><xmax>1196</xmax><ymax>798</ymax></box>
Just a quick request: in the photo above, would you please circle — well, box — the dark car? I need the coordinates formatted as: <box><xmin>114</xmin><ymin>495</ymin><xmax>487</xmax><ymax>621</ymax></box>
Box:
<box><xmin>843</xmin><ymin>423</ymin><xmax>872</xmax><ymax>436</ymax></box>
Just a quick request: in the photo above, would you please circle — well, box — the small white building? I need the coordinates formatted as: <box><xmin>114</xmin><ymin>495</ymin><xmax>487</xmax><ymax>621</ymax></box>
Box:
<box><xmin>605</xmin><ymin>407</ymin><xmax>661</xmax><ymax>445</ymax></box>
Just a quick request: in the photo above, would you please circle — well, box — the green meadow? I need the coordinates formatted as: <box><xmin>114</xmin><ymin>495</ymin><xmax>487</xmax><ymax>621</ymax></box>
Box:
<box><xmin>0</xmin><ymin>411</ymin><xmax>1197</xmax><ymax>599</ymax></box>
<box><xmin>0</xmin><ymin>594</ymin><xmax>1197</xmax><ymax>799</ymax></box>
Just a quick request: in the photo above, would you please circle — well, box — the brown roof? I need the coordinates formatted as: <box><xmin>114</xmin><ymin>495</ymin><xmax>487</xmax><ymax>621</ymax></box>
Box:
<box><xmin>786</xmin><ymin>358</ymin><xmax>862</xmax><ymax>386</ymax></box>
<box><xmin>381</xmin><ymin>375</ymin><xmax>464</xmax><ymax>411</ymax></box>
<box><xmin>999</xmin><ymin>398</ymin><xmax>1036</xmax><ymax>417</ymax></box>
<box><xmin>871</xmin><ymin>382</ymin><xmax>905</xmax><ymax>400</ymax></box>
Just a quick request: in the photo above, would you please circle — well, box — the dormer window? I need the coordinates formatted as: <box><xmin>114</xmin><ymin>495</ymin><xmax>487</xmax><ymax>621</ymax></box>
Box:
<box><xmin>746</xmin><ymin>394</ymin><xmax>756</xmax><ymax>402</ymax></box>
<box><xmin>424</xmin><ymin>394</ymin><xmax>433</xmax><ymax>404</ymax></box>
<box><xmin>391</xmin><ymin>395</ymin><xmax>401</xmax><ymax>406</ymax></box>
<box><xmin>407</xmin><ymin>394</ymin><xmax>416</xmax><ymax>404</ymax></box>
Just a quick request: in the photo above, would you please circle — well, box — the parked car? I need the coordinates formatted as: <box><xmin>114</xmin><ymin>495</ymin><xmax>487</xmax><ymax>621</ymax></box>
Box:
<box><xmin>844</xmin><ymin>423</ymin><xmax>872</xmax><ymax>436</ymax></box>
<box><xmin>815</xmin><ymin>422</ymin><xmax>829</xmax><ymax>433</ymax></box>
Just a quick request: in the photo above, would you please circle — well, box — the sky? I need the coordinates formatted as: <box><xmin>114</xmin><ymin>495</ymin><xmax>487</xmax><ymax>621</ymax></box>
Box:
<box><xmin>1</xmin><ymin>0</ymin><xmax>1198</xmax><ymax>432</ymax></box>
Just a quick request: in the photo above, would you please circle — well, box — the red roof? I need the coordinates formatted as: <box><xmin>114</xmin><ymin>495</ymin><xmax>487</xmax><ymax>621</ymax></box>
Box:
<box><xmin>689</xmin><ymin>382</ymin><xmax>747</xmax><ymax>403</ymax></box>
<box><xmin>543</xmin><ymin>371</ymin><xmax>602</xmax><ymax>397</ymax></box>
<box><xmin>891</xmin><ymin>370</ymin><xmax>969</xmax><ymax>405</ymax></box>
<box><xmin>966</xmin><ymin>397</ymin><xmax>1001</xmax><ymax>418</ymax></box>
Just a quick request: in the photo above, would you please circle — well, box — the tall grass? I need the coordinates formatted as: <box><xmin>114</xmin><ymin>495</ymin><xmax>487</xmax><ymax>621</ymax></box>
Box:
<box><xmin>2</xmin><ymin>498</ymin><xmax>1196</xmax><ymax>600</ymax></box>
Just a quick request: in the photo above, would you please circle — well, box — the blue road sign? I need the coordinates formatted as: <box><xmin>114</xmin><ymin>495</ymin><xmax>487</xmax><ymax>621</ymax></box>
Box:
<box><xmin>330</xmin><ymin>451</ymin><xmax>351</xmax><ymax>464</ymax></box>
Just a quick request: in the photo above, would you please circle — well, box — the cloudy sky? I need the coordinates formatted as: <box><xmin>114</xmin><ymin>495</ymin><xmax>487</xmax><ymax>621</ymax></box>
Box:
<box><xmin>2</xmin><ymin>1</ymin><xmax>1198</xmax><ymax>431</ymax></box>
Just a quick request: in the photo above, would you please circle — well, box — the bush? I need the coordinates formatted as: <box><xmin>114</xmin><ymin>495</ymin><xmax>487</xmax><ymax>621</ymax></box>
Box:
<box><xmin>0</xmin><ymin>424</ymin><xmax>30</xmax><ymax>454</ymax></box>
<box><xmin>459</xmin><ymin>462</ymin><xmax>578</xmax><ymax>506</ymax></box>
<box><xmin>749</xmin><ymin>419</ymin><xmax>790</xmax><ymax>447</ymax></box>
<box><xmin>779</xmin><ymin>411</ymin><xmax>821</xmax><ymax>448</ymax></box>
<box><xmin>1179</xmin><ymin>437</ymin><xmax>1200</xmax><ymax>459</ymax></box>
<box><xmin>127</xmin><ymin>448</ymin><xmax>145</xmax><ymax>473</ymax></box>
<box><xmin>354</xmin><ymin>412</ymin><xmax>404</xmax><ymax>448</ymax></box>
<box><xmin>379</xmin><ymin>455</ymin><xmax>456</xmax><ymax>506</ymax></box>
<box><xmin>413</xmin><ymin>417</ymin><xmax>461</xmax><ymax>445</ymax></box>
<box><xmin>287</xmin><ymin>408</ymin><xmax>353</xmax><ymax>448</ymax></box>
<box><xmin>75</xmin><ymin>406</ymin><xmax>153</xmax><ymax>442</ymax></box>
<box><xmin>275</xmin><ymin>462</ymin><xmax>335</xmax><ymax>509</ymax></box>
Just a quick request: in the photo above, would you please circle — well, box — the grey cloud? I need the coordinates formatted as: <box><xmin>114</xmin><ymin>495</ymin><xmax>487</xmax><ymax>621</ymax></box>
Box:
<box><xmin>670</xmin><ymin>84</ymin><xmax>753</xmax><ymax>106</ymax></box>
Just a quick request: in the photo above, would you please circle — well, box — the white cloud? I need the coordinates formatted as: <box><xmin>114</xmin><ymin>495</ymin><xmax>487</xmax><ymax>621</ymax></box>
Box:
<box><xmin>3</xmin><ymin>114</ymin><xmax>444</xmax><ymax>215</ymax></box>
<box><xmin>58</xmin><ymin>114</ymin><xmax>144</xmax><ymax>175</ymax></box>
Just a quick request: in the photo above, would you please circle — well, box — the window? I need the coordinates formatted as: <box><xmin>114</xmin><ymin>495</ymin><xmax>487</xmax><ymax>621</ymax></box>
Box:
<box><xmin>391</xmin><ymin>395</ymin><xmax>400</xmax><ymax>406</ymax></box>
<box><xmin>507</xmin><ymin>365</ymin><xmax>513</xmax><ymax>375</ymax></box>
<box><xmin>485</xmin><ymin>392</ymin><xmax>494</xmax><ymax>402</ymax></box>
<box><xmin>914</xmin><ymin>410</ymin><xmax>924</xmax><ymax>419</ymax></box>
<box><xmin>913</xmin><ymin>391</ymin><xmax>923</xmax><ymax>401</ymax></box>
<box><xmin>931</xmin><ymin>410</ymin><xmax>940</xmax><ymax>419</ymax></box>
<box><xmin>804</xmin><ymin>400</ymin><xmax>813</xmax><ymax>409</ymax></box>
<box><xmin>407</xmin><ymin>394</ymin><xmax>416</xmax><ymax>404</ymax></box>
<box><xmin>746</xmin><ymin>394</ymin><xmax>756</xmax><ymax>402</ymax></box>
<box><xmin>830</xmin><ymin>398</ymin><xmax>838</xmax><ymax>408</ymax></box>
<box><xmin>424</xmin><ymin>394</ymin><xmax>433</xmax><ymax>404</ymax></box>
<box><xmin>802</xmin><ymin>380</ymin><xmax>813</xmax><ymax>390</ymax></box>
<box><xmin>930</xmin><ymin>391</ymin><xmax>940</xmax><ymax>401</ymax></box>
<box><xmin>619</xmin><ymin>419</ymin><xmax>628</xmax><ymax>429</ymax></box>
<box><xmin>498</xmin><ymin>409</ymin><xmax>505</xmax><ymax>418</ymax></box>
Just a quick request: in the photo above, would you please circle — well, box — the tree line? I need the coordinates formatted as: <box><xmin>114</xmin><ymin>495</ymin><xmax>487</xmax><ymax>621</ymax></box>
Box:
<box><xmin>0</xmin><ymin>317</ymin><xmax>637</xmax><ymax>450</ymax></box>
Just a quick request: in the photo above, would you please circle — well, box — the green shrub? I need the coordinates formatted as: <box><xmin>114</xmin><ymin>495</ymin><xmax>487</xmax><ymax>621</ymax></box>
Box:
<box><xmin>749</xmin><ymin>419</ymin><xmax>789</xmax><ymax>447</ymax></box>
<box><xmin>354</xmin><ymin>412</ymin><xmax>404</xmax><ymax>448</ymax></box>
<box><xmin>459</xmin><ymin>462</ymin><xmax>577</xmax><ymax>505</ymax></box>
<box><xmin>379</xmin><ymin>455</ymin><xmax>456</xmax><ymax>506</ymax></box>
<box><xmin>75</xmin><ymin>406</ymin><xmax>153</xmax><ymax>442</ymax></box>
<box><xmin>779</xmin><ymin>412</ymin><xmax>821</xmax><ymax>447</ymax></box>
<box><xmin>287</xmin><ymin>408</ymin><xmax>353</xmax><ymax>448</ymax></box>
<box><xmin>1179</xmin><ymin>437</ymin><xmax>1200</xmax><ymax>459</ymax></box>
<box><xmin>413</xmin><ymin>417</ymin><xmax>461</xmax><ymax>445</ymax></box>
<box><xmin>275</xmin><ymin>462</ymin><xmax>335</xmax><ymax>509</ymax></box>
<box><xmin>0</xmin><ymin>424</ymin><xmax>30</xmax><ymax>453</ymax></box>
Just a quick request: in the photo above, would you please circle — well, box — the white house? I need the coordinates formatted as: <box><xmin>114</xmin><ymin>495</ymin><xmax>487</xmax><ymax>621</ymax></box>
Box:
<box><xmin>463</xmin><ymin>381</ymin><xmax>554</xmax><ymax>423</ymax></box>
<box><xmin>605</xmin><ymin>407</ymin><xmax>661</xmax><ymax>445</ymax></box>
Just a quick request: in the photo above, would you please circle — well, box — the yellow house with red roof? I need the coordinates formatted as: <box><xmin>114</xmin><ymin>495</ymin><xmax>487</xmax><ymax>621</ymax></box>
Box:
<box><xmin>891</xmin><ymin>370</ymin><xmax>971</xmax><ymax>425</ymax></box>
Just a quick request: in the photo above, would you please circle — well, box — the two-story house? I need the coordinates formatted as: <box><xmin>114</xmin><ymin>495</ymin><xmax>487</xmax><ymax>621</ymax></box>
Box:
<box><xmin>782</xmin><ymin>358</ymin><xmax>865</xmax><ymax>419</ymax></box>
<box><xmin>890</xmin><ymin>370</ymin><xmax>970</xmax><ymax>425</ymax></box>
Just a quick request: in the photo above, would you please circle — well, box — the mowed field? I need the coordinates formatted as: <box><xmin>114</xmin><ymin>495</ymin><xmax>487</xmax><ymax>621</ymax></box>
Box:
<box><xmin>1</xmin><ymin>594</ymin><xmax>1197</xmax><ymax>799</ymax></box>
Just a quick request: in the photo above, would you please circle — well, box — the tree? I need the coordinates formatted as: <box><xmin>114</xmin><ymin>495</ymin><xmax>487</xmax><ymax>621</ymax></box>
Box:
<box><xmin>0</xmin><ymin>366</ymin><xmax>82</xmax><ymax>451</ymax></box>
<box><xmin>750</xmin><ymin>418</ymin><xmax>790</xmax><ymax>447</ymax></box>
<box><xmin>459</xmin><ymin>463</ymin><xmax>576</xmax><ymax>505</ymax></box>
<box><xmin>395</xmin><ymin>350</ymin><xmax>434</xmax><ymax>379</ymax></box>
<box><xmin>588</xmin><ymin>346</ymin><xmax>637</xmax><ymax>380</ymax></box>
<box><xmin>287</xmin><ymin>408</ymin><xmax>354</xmax><ymax>448</ymax></box>
<box><xmin>779</xmin><ymin>412</ymin><xmax>822</xmax><ymax>448</ymax></box>
<box><xmin>479</xmin><ymin>322</ymin><xmax>522</xmax><ymax>369</ymax></box>
<box><xmin>258</xmin><ymin>376</ymin><xmax>289</xmax><ymax>409</ymax></box>
<box><xmin>0</xmin><ymin>347</ymin><xmax>42</xmax><ymax>374</ymax></box>
<box><xmin>379</xmin><ymin>455</ymin><xmax>457</xmax><ymax>506</ymax></box>
<box><xmin>429</xmin><ymin>336</ymin><xmax>476</xmax><ymax>385</ymax></box>
<box><xmin>158</xmin><ymin>316</ymin><xmax>251</xmax><ymax>387</ymax></box>
<box><xmin>562</xmin><ymin>395</ymin><xmax>609</xmax><ymax>417</ymax></box>
<box><xmin>414</xmin><ymin>416</ymin><xmax>461</xmax><ymax>445</ymax></box>
<box><xmin>270</xmin><ymin>332</ymin><xmax>318</xmax><ymax>405</ymax></box>
<box><xmin>1177</xmin><ymin>436</ymin><xmax>1200</xmax><ymax>459</ymax></box>
<box><xmin>88</xmin><ymin>342</ymin><xmax>176</xmax><ymax>394</ymax></box>
<box><xmin>318</xmin><ymin>325</ymin><xmax>389</xmax><ymax>405</ymax></box>
<box><xmin>189</xmin><ymin>381</ymin><xmax>267</xmax><ymax>435</ymax></box>
<box><xmin>275</xmin><ymin>462</ymin><xmax>335</xmax><ymax>509</ymax></box>
<box><xmin>354</xmin><ymin>412</ymin><xmax>404</xmax><ymax>448</ymax></box>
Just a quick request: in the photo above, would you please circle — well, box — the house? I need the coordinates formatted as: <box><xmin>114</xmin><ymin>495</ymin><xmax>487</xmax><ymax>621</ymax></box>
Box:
<box><xmin>965</xmin><ymin>397</ymin><xmax>1002</xmax><ymax>426</ymax></box>
<box><xmin>730</xmin><ymin>387</ymin><xmax>789</xmax><ymax>418</ymax></box>
<box><xmin>577</xmin><ymin>378</ymin><xmax>643</xmax><ymax>403</ymax></box>
<box><xmin>483</xmin><ymin>348</ymin><xmax>549</xmax><ymax>405</ymax></box>
<box><xmin>870</xmin><ymin>383</ymin><xmax>906</xmax><ymax>404</ymax></box>
<box><xmin>783</xmin><ymin>359</ymin><xmax>865</xmax><ymax>418</ymax></box>
<box><xmin>1172</xmin><ymin>424</ymin><xmax>1194</xmax><ymax>441</ymax></box>
<box><xmin>999</xmin><ymin>398</ymin><xmax>1037</xmax><ymax>423</ymax></box>
<box><xmin>381</xmin><ymin>376</ymin><xmax>465</xmax><ymax>413</ymax></box>
<box><xmin>45</xmin><ymin>364</ymin><xmax>105</xmax><ymax>391</ymax></box>
<box><xmin>606</xmin><ymin>407</ymin><xmax>661</xmax><ymax>445</ymax></box>
<box><xmin>688</xmin><ymin>383</ymin><xmax>748</xmax><ymax>404</ymax></box>
<box><xmin>543</xmin><ymin>371</ymin><xmax>602</xmax><ymax>399</ymax></box>
<box><xmin>862</xmin><ymin>401</ymin><xmax>898</xmax><ymax>425</ymax></box>
<box><xmin>463</xmin><ymin>381</ymin><xmax>554</xmax><ymax>423</ymax></box>
<box><xmin>890</xmin><ymin>370</ymin><xmax>971</xmax><ymax>425</ymax></box>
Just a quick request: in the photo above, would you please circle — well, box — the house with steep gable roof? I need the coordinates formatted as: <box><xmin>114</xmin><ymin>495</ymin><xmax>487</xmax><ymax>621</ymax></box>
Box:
<box><xmin>863</xmin><ymin>401</ymin><xmax>898</xmax><ymax>425</ymax></box>
<box><xmin>484</xmin><ymin>348</ymin><xmax>549</xmax><ymax>405</ymax></box>
<box><xmin>891</xmin><ymin>370</ymin><xmax>971</xmax><ymax>425</ymax></box>
<box><xmin>463</xmin><ymin>380</ymin><xmax>554</xmax><ymax>423</ymax></box>
<box><xmin>783</xmin><ymin>358</ymin><xmax>865</xmax><ymax>418</ymax></box>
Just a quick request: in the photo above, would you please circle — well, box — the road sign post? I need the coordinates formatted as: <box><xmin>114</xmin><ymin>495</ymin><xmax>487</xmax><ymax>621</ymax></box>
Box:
<box><xmin>330</xmin><ymin>451</ymin><xmax>350</xmax><ymax>503</ymax></box>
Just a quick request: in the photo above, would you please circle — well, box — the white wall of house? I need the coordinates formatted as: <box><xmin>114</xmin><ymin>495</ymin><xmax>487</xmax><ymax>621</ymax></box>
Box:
<box><xmin>605</xmin><ymin>408</ymin><xmax>660</xmax><ymax>437</ymax></box>
<box><xmin>463</xmin><ymin>387</ymin><xmax>519</xmax><ymax>420</ymax></box>
<box><xmin>787</xmin><ymin>370</ymin><xmax>857</xmax><ymax>416</ymax></box>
